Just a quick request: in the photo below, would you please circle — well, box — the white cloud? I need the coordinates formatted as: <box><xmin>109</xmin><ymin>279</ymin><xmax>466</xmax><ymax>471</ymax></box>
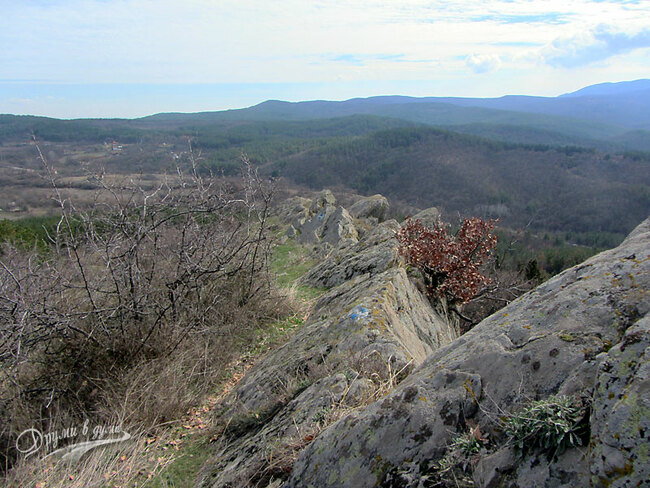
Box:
<box><xmin>542</xmin><ymin>24</ymin><xmax>650</xmax><ymax>68</ymax></box>
<box><xmin>8</xmin><ymin>98</ymin><xmax>35</xmax><ymax>104</ymax></box>
<box><xmin>466</xmin><ymin>54</ymin><xmax>502</xmax><ymax>73</ymax></box>
<box><xmin>2</xmin><ymin>1</ymin><xmax>648</xmax><ymax>83</ymax></box>
<box><xmin>2</xmin><ymin>0</ymin><xmax>650</xmax><ymax>116</ymax></box>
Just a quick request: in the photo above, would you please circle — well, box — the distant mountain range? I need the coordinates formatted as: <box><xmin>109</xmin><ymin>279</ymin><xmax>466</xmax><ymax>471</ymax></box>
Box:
<box><xmin>140</xmin><ymin>79</ymin><xmax>650</xmax><ymax>151</ymax></box>
<box><xmin>1</xmin><ymin>80</ymin><xmax>648</xmax><ymax>236</ymax></box>
<box><xmin>2</xmin><ymin>79</ymin><xmax>649</xmax><ymax>151</ymax></box>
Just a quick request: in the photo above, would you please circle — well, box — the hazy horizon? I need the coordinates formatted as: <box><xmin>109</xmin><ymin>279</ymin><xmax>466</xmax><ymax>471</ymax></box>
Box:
<box><xmin>2</xmin><ymin>1</ymin><xmax>649</xmax><ymax>119</ymax></box>
<box><xmin>4</xmin><ymin>78</ymin><xmax>647</xmax><ymax>121</ymax></box>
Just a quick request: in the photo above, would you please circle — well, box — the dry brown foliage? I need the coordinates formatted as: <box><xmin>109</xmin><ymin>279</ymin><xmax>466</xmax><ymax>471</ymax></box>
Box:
<box><xmin>0</xmin><ymin>144</ymin><xmax>285</xmax><ymax>473</ymax></box>
<box><xmin>397</xmin><ymin>217</ymin><xmax>498</xmax><ymax>304</ymax></box>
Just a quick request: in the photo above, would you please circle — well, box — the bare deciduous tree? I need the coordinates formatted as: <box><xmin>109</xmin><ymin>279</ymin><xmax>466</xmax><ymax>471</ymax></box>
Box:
<box><xmin>0</xmin><ymin>143</ymin><xmax>276</xmax><ymax>422</ymax></box>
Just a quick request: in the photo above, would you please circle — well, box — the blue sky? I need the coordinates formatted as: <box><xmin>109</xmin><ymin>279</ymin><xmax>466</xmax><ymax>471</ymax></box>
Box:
<box><xmin>1</xmin><ymin>0</ymin><xmax>649</xmax><ymax>118</ymax></box>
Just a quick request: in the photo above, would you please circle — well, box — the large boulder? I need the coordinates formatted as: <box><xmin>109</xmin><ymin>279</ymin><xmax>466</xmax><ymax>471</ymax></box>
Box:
<box><xmin>349</xmin><ymin>194</ymin><xmax>390</xmax><ymax>222</ymax></box>
<box><xmin>301</xmin><ymin>220</ymin><xmax>400</xmax><ymax>289</ymax></box>
<box><xmin>287</xmin><ymin>190</ymin><xmax>359</xmax><ymax>247</ymax></box>
<box><xmin>203</xmin><ymin>264</ymin><xmax>459</xmax><ymax>487</ymax></box>
<box><xmin>409</xmin><ymin>206</ymin><xmax>441</xmax><ymax>228</ymax></box>
<box><xmin>275</xmin><ymin>196</ymin><xmax>312</xmax><ymax>225</ymax></box>
<box><xmin>286</xmin><ymin>216</ymin><xmax>650</xmax><ymax>488</ymax></box>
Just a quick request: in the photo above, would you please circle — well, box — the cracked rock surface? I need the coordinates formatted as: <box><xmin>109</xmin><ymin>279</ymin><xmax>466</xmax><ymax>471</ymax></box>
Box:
<box><xmin>285</xmin><ymin>217</ymin><xmax>650</xmax><ymax>488</ymax></box>
<box><xmin>202</xmin><ymin>219</ymin><xmax>458</xmax><ymax>487</ymax></box>
<box><xmin>286</xmin><ymin>190</ymin><xmax>359</xmax><ymax>248</ymax></box>
<box><xmin>348</xmin><ymin>194</ymin><xmax>389</xmax><ymax>222</ymax></box>
<box><xmin>301</xmin><ymin>220</ymin><xmax>400</xmax><ymax>289</ymax></box>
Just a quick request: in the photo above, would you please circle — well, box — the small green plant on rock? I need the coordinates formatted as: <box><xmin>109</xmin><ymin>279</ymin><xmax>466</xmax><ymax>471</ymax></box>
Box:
<box><xmin>503</xmin><ymin>394</ymin><xmax>589</xmax><ymax>461</ymax></box>
<box><xmin>428</xmin><ymin>424</ymin><xmax>488</xmax><ymax>486</ymax></box>
<box><xmin>449</xmin><ymin>428</ymin><xmax>487</xmax><ymax>457</ymax></box>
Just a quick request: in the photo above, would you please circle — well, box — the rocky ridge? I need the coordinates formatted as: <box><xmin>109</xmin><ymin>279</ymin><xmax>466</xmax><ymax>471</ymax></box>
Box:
<box><xmin>284</xmin><ymin>190</ymin><xmax>359</xmax><ymax>248</ymax></box>
<box><xmin>286</xmin><ymin>216</ymin><xmax>649</xmax><ymax>488</ymax></box>
<box><xmin>202</xmin><ymin>192</ymin><xmax>458</xmax><ymax>487</ymax></box>
<box><xmin>203</xmin><ymin>192</ymin><xmax>648</xmax><ymax>488</ymax></box>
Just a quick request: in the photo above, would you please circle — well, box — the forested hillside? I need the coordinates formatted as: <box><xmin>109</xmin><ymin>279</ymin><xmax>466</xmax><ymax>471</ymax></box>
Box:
<box><xmin>140</xmin><ymin>98</ymin><xmax>644</xmax><ymax>152</ymax></box>
<box><xmin>268</xmin><ymin>127</ymin><xmax>650</xmax><ymax>234</ymax></box>
<box><xmin>2</xmin><ymin>80</ymin><xmax>649</xmax><ymax>237</ymax></box>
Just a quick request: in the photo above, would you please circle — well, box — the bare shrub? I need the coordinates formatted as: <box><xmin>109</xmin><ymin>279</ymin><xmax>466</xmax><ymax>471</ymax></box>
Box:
<box><xmin>456</xmin><ymin>265</ymin><xmax>538</xmax><ymax>332</ymax></box>
<box><xmin>0</xmin><ymin>144</ymin><xmax>282</xmax><ymax>470</ymax></box>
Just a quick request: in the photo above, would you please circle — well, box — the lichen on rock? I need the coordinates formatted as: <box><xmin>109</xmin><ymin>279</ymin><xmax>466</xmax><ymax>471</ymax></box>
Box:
<box><xmin>284</xmin><ymin>217</ymin><xmax>650</xmax><ymax>488</ymax></box>
<box><xmin>204</xmin><ymin>196</ymin><xmax>649</xmax><ymax>488</ymax></box>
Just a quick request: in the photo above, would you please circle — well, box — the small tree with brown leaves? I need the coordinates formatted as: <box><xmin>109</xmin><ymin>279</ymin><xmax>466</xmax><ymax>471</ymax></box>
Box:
<box><xmin>397</xmin><ymin>217</ymin><xmax>498</xmax><ymax>304</ymax></box>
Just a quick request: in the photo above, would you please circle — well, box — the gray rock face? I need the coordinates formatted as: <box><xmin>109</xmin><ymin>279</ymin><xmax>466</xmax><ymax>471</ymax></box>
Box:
<box><xmin>286</xmin><ymin>217</ymin><xmax>650</xmax><ymax>488</ymax></box>
<box><xmin>589</xmin><ymin>316</ymin><xmax>649</xmax><ymax>487</ymax></box>
<box><xmin>349</xmin><ymin>195</ymin><xmax>390</xmax><ymax>222</ymax></box>
<box><xmin>204</xmin><ymin>264</ymin><xmax>458</xmax><ymax>487</ymax></box>
<box><xmin>206</xmin><ymin>374</ymin><xmax>351</xmax><ymax>488</ymax></box>
<box><xmin>300</xmin><ymin>220</ymin><xmax>400</xmax><ymax>289</ymax></box>
<box><xmin>287</xmin><ymin>190</ymin><xmax>359</xmax><ymax>247</ymax></box>
<box><xmin>410</xmin><ymin>206</ymin><xmax>441</xmax><ymax>228</ymax></box>
<box><xmin>319</xmin><ymin>206</ymin><xmax>358</xmax><ymax>246</ymax></box>
<box><xmin>473</xmin><ymin>447</ymin><xmax>516</xmax><ymax>488</ymax></box>
<box><xmin>275</xmin><ymin>196</ymin><xmax>312</xmax><ymax>225</ymax></box>
<box><xmin>310</xmin><ymin>189</ymin><xmax>337</xmax><ymax>212</ymax></box>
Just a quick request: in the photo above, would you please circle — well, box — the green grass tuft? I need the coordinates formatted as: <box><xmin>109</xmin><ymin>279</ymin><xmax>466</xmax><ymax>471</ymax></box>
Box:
<box><xmin>270</xmin><ymin>239</ymin><xmax>327</xmax><ymax>300</ymax></box>
<box><xmin>149</xmin><ymin>439</ymin><xmax>212</xmax><ymax>488</ymax></box>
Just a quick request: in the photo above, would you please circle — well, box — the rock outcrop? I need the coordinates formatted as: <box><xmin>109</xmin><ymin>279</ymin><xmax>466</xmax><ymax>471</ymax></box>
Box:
<box><xmin>205</xmin><ymin>191</ymin><xmax>648</xmax><ymax>488</ymax></box>
<box><xmin>409</xmin><ymin>206</ymin><xmax>441</xmax><ymax>227</ymax></box>
<box><xmin>276</xmin><ymin>196</ymin><xmax>312</xmax><ymax>225</ymax></box>
<box><xmin>285</xmin><ymin>217</ymin><xmax>650</xmax><ymax>488</ymax></box>
<box><xmin>203</xmin><ymin>197</ymin><xmax>459</xmax><ymax>487</ymax></box>
<box><xmin>300</xmin><ymin>220</ymin><xmax>400</xmax><ymax>289</ymax></box>
<box><xmin>285</xmin><ymin>190</ymin><xmax>359</xmax><ymax>247</ymax></box>
<box><xmin>349</xmin><ymin>194</ymin><xmax>389</xmax><ymax>223</ymax></box>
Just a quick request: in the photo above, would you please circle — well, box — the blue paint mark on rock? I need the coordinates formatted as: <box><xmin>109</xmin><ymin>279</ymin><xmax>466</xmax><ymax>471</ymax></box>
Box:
<box><xmin>317</xmin><ymin>213</ymin><xmax>324</xmax><ymax>221</ymax></box>
<box><xmin>349</xmin><ymin>306</ymin><xmax>370</xmax><ymax>321</ymax></box>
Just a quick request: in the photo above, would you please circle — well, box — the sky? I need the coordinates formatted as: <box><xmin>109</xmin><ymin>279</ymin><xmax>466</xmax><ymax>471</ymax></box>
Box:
<box><xmin>1</xmin><ymin>0</ymin><xmax>649</xmax><ymax>119</ymax></box>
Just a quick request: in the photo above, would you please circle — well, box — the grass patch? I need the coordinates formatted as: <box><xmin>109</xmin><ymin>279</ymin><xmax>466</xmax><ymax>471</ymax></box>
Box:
<box><xmin>149</xmin><ymin>438</ymin><xmax>212</xmax><ymax>488</ymax></box>
<box><xmin>271</xmin><ymin>240</ymin><xmax>317</xmax><ymax>287</ymax></box>
<box><xmin>270</xmin><ymin>239</ymin><xmax>327</xmax><ymax>300</ymax></box>
<box><xmin>3</xmin><ymin>431</ymin><xmax>177</xmax><ymax>488</ymax></box>
<box><xmin>248</xmin><ymin>314</ymin><xmax>306</xmax><ymax>357</ymax></box>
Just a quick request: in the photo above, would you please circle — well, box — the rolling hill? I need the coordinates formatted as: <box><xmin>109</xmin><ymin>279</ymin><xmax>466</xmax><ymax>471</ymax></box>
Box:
<box><xmin>2</xmin><ymin>80</ymin><xmax>649</xmax><ymax>151</ymax></box>
<box><xmin>266</xmin><ymin>126</ymin><xmax>650</xmax><ymax>235</ymax></box>
<box><xmin>138</xmin><ymin>79</ymin><xmax>650</xmax><ymax>151</ymax></box>
<box><xmin>1</xmin><ymin>80</ymin><xmax>649</xmax><ymax>237</ymax></box>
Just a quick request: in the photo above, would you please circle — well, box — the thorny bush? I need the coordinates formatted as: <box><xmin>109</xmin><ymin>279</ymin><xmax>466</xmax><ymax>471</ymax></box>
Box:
<box><xmin>397</xmin><ymin>217</ymin><xmax>498</xmax><ymax>304</ymax></box>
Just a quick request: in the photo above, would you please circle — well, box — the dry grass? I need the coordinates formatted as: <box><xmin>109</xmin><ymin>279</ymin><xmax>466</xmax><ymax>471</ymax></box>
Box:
<box><xmin>261</xmin><ymin>356</ymin><xmax>414</xmax><ymax>482</ymax></box>
<box><xmin>100</xmin><ymin>288</ymin><xmax>296</xmax><ymax>429</ymax></box>
<box><xmin>2</xmin><ymin>292</ymin><xmax>300</xmax><ymax>488</ymax></box>
<box><xmin>4</xmin><ymin>429</ymin><xmax>179</xmax><ymax>488</ymax></box>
